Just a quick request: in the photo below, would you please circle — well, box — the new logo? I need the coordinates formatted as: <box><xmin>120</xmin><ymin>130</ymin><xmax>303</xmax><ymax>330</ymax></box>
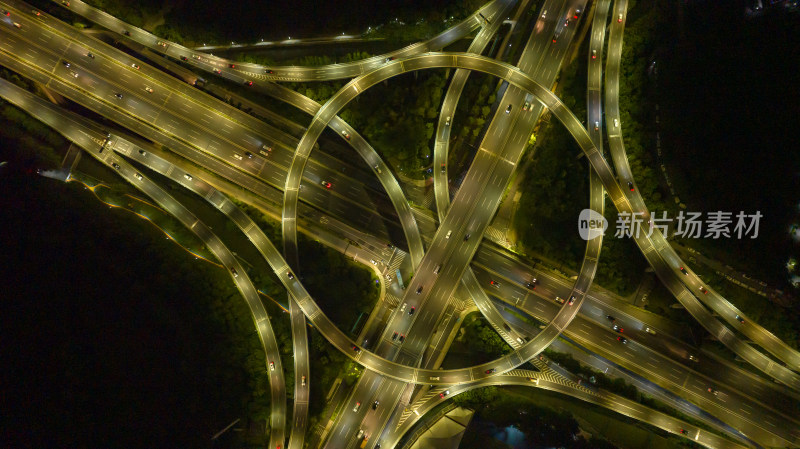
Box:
<box><xmin>578</xmin><ymin>209</ymin><xmax>607</xmax><ymax>241</ymax></box>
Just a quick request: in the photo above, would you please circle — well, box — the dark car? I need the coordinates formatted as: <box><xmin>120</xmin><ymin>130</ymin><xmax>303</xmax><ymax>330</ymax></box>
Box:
<box><xmin>266</xmin><ymin>69</ymin><xmax>274</xmax><ymax>74</ymax></box>
<box><xmin>505</xmin><ymin>104</ymin><xmax>512</xmax><ymax>114</ymax></box>
<box><xmin>180</xmin><ymin>56</ymin><xmax>188</xmax><ymax>61</ymax></box>
<box><xmin>568</xmin><ymin>295</ymin><xmax>576</xmax><ymax>305</ymax></box>
<box><xmin>490</xmin><ymin>280</ymin><xmax>500</xmax><ymax>288</ymax></box>
<box><xmin>244</xmin><ymin>80</ymin><xmax>253</xmax><ymax>86</ymax></box>
<box><xmin>123</xmin><ymin>30</ymin><xmax>130</xmax><ymax>36</ymax></box>
<box><xmin>398</xmin><ymin>334</ymin><xmax>405</xmax><ymax>342</ymax></box>
<box><xmin>408</xmin><ymin>306</ymin><xmax>415</xmax><ymax>315</ymax></box>
<box><xmin>245</xmin><ymin>151</ymin><xmax>254</xmax><ymax>158</ymax></box>
<box><xmin>617</xmin><ymin>336</ymin><xmax>627</xmax><ymax>344</ymax></box>
<box><xmin>606</xmin><ymin>315</ymin><xmax>616</xmax><ymax>322</ymax></box>
<box><xmin>628</xmin><ymin>181</ymin><xmax>634</xmax><ymax>191</ymax></box>
<box><xmin>62</xmin><ymin>60</ymin><xmax>71</xmax><ymax>67</ymax></box>
<box><xmin>87</xmin><ymin>52</ymin><xmax>94</xmax><ymax>59</ymax></box>
<box><xmin>229</xmin><ymin>63</ymin><xmax>236</xmax><ymax>68</ymax></box>
<box><xmin>526</xmin><ymin>278</ymin><xmax>537</xmax><ymax>289</ymax></box>
<box><xmin>735</xmin><ymin>315</ymin><xmax>745</xmax><ymax>324</ymax></box>
<box><xmin>287</xmin><ymin>271</ymin><xmax>294</xmax><ymax>279</ymax></box>
<box><xmin>372</xmin><ymin>400</ymin><xmax>379</xmax><ymax>410</ymax></box>
<box><xmin>392</xmin><ymin>332</ymin><xmax>398</xmax><ymax>340</ymax></box>
<box><xmin>679</xmin><ymin>266</ymin><xmax>688</xmax><ymax>275</ymax></box>
<box><xmin>114</xmin><ymin>93</ymin><xmax>123</xmax><ymax>99</ymax></box>
<box><xmin>612</xmin><ymin>323</ymin><xmax>624</xmax><ymax>333</ymax></box>
<box><xmin>416</xmin><ymin>286</ymin><xmax>423</xmax><ymax>295</ymax></box>
<box><xmin>463</xmin><ymin>233</ymin><xmax>471</xmax><ymax>241</ymax></box>
<box><xmin>485</xmin><ymin>368</ymin><xmax>496</xmax><ymax>374</ymax></box>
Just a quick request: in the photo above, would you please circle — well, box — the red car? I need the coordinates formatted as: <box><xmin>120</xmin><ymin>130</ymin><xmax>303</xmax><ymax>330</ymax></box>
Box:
<box><xmin>245</xmin><ymin>81</ymin><xmax>253</xmax><ymax>86</ymax></box>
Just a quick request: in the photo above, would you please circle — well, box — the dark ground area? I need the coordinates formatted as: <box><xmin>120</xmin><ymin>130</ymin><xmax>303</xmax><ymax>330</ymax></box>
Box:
<box><xmin>0</xmin><ymin>146</ymin><xmax>257</xmax><ymax>448</ymax></box>
<box><xmin>659</xmin><ymin>2</ymin><xmax>800</xmax><ymax>287</ymax></box>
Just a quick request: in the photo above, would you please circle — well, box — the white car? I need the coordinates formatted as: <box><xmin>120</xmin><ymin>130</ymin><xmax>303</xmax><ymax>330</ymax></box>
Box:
<box><xmin>134</xmin><ymin>173</ymin><xmax>143</xmax><ymax>181</ymax></box>
<box><xmin>269</xmin><ymin>361</ymin><xmax>275</xmax><ymax>371</ymax></box>
<box><xmin>144</xmin><ymin>86</ymin><xmax>153</xmax><ymax>93</ymax></box>
<box><xmin>184</xmin><ymin>173</ymin><xmax>193</xmax><ymax>181</ymax></box>
<box><xmin>445</xmin><ymin>230</ymin><xmax>452</xmax><ymax>239</ymax></box>
<box><xmin>233</xmin><ymin>153</ymin><xmax>243</xmax><ymax>160</ymax></box>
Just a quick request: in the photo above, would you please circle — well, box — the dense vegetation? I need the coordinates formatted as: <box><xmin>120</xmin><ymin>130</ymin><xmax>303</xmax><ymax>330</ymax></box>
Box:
<box><xmin>462</xmin><ymin>312</ymin><xmax>513</xmax><ymax>357</ymax></box>
<box><xmin>297</xmin><ymin>237</ymin><xmax>380</xmax><ymax>335</ymax></box>
<box><xmin>455</xmin><ymin>387</ymin><xmax>619</xmax><ymax>449</ymax></box>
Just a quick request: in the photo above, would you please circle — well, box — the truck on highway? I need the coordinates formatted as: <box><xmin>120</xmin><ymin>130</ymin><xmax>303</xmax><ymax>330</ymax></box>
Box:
<box><xmin>360</xmin><ymin>435</ymin><xmax>369</xmax><ymax>448</ymax></box>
